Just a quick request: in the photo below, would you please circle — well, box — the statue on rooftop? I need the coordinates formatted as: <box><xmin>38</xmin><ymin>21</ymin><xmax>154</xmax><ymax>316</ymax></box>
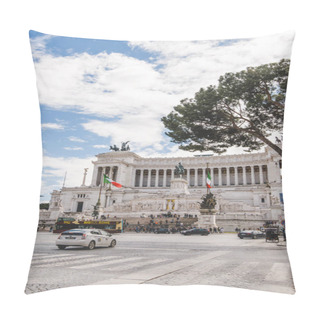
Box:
<box><xmin>109</xmin><ymin>141</ymin><xmax>130</xmax><ymax>151</ymax></box>
<box><xmin>110</xmin><ymin>145</ymin><xmax>120</xmax><ymax>151</ymax></box>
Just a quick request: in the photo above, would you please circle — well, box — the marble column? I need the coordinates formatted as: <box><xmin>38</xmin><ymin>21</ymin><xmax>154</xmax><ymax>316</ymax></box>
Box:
<box><xmin>81</xmin><ymin>168</ymin><xmax>88</xmax><ymax>187</ymax></box>
<box><xmin>235</xmin><ymin>167</ymin><xmax>239</xmax><ymax>186</ymax></box>
<box><xmin>163</xmin><ymin>169</ymin><xmax>167</xmax><ymax>187</ymax></box>
<box><xmin>155</xmin><ymin>169</ymin><xmax>159</xmax><ymax>187</ymax></box>
<box><xmin>202</xmin><ymin>168</ymin><xmax>206</xmax><ymax>186</ymax></box>
<box><xmin>102</xmin><ymin>167</ymin><xmax>106</xmax><ymax>187</ymax></box>
<box><xmin>243</xmin><ymin>166</ymin><xmax>247</xmax><ymax>185</ymax></box>
<box><xmin>226</xmin><ymin>167</ymin><xmax>230</xmax><ymax>186</ymax></box>
<box><xmin>218</xmin><ymin>168</ymin><xmax>222</xmax><ymax>186</ymax></box>
<box><xmin>195</xmin><ymin>168</ymin><xmax>198</xmax><ymax>187</ymax></box>
<box><xmin>147</xmin><ymin>169</ymin><xmax>151</xmax><ymax>187</ymax></box>
<box><xmin>187</xmin><ymin>168</ymin><xmax>190</xmax><ymax>186</ymax></box>
<box><xmin>139</xmin><ymin>169</ymin><xmax>143</xmax><ymax>187</ymax></box>
<box><xmin>210</xmin><ymin>168</ymin><xmax>214</xmax><ymax>187</ymax></box>
<box><xmin>91</xmin><ymin>165</ymin><xmax>98</xmax><ymax>186</ymax></box>
<box><xmin>96</xmin><ymin>167</ymin><xmax>102</xmax><ymax>186</ymax></box>
<box><xmin>251</xmin><ymin>166</ymin><xmax>255</xmax><ymax>185</ymax></box>
<box><xmin>259</xmin><ymin>165</ymin><xmax>264</xmax><ymax>184</ymax></box>
<box><xmin>132</xmin><ymin>169</ymin><xmax>136</xmax><ymax>187</ymax></box>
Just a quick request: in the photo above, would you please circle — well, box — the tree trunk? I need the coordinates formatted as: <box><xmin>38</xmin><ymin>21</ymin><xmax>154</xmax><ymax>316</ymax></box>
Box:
<box><xmin>255</xmin><ymin>133</ymin><xmax>282</xmax><ymax>156</ymax></box>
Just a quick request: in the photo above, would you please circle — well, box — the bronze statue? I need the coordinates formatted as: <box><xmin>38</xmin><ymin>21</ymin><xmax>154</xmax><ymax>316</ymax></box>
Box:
<box><xmin>110</xmin><ymin>145</ymin><xmax>120</xmax><ymax>151</ymax></box>
<box><xmin>174</xmin><ymin>162</ymin><xmax>185</xmax><ymax>176</ymax></box>
<box><xmin>110</xmin><ymin>141</ymin><xmax>130</xmax><ymax>151</ymax></box>
<box><xmin>121</xmin><ymin>141</ymin><xmax>130</xmax><ymax>151</ymax></box>
<box><xmin>199</xmin><ymin>193</ymin><xmax>217</xmax><ymax>210</ymax></box>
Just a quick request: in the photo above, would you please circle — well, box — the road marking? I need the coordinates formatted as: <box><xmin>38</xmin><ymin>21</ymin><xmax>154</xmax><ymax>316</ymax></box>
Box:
<box><xmin>71</xmin><ymin>256</ymin><xmax>144</xmax><ymax>270</ymax></box>
<box><xmin>264</xmin><ymin>262</ymin><xmax>293</xmax><ymax>282</ymax></box>
<box><xmin>115</xmin><ymin>247</ymin><xmax>191</xmax><ymax>252</ymax></box>
<box><xmin>95</xmin><ymin>251</ymin><xmax>230</xmax><ymax>285</ymax></box>
<box><xmin>32</xmin><ymin>255</ymin><xmax>99</xmax><ymax>267</ymax></box>
<box><xmin>32</xmin><ymin>254</ymin><xmax>75</xmax><ymax>260</ymax></box>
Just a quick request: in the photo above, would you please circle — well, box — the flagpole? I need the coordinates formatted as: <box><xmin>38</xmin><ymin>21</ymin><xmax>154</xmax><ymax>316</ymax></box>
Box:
<box><xmin>97</xmin><ymin>173</ymin><xmax>103</xmax><ymax>205</ymax></box>
<box><xmin>62</xmin><ymin>171</ymin><xmax>67</xmax><ymax>189</ymax></box>
<box><xmin>206</xmin><ymin>163</ymin><xmax>209</xmax><ymax>195</ymax></box>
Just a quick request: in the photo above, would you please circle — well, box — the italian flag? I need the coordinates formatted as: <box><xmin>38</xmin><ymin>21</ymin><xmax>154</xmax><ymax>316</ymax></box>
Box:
<box><xmin>104</xmin><ymin>174</ymin><xmax>122</xmax><ymax>188</ymax></box>
<box><xmin>206</xmin><ymin>171</ymin><xmax>212</xmax><ymax>188</ymax></box>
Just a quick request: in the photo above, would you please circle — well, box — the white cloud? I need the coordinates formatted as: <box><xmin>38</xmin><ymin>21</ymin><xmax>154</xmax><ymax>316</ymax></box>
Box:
<box><xmin>93</xmin><ymin>144</ymin><xmax>108</xmax><ymax>149</ymax></box>
<box><xmin>129</xmin><ymin>32</ymin><xmax>294</xmax><ymax>94</ymax></box>
<box><xmin>64</xmin><ymin>147</ymin><xmax>83</xmax><ymax>151</ymax></box>
<box><xmin>42</xmin><ymin>123</ymin><xmax>64</xmax><ymax>130</ymax></box>
<box><xmin>68</xmin><ymin>136</ymin><xmax>86</xmax><ymax>143</ymax></box>
<box><xmin>33</xmin><ymin>32</ymin><xmax>294</xmax><ymax>155</ymax></box>
<box><xmin>82</xmin><ymin>114</ymin><xmax>165</xmax><ymax>151</ymax></box>
<box><xmin>41</xmin><ymin>156</ymin><xmax>95</xmax><ymax>194</ymax></box>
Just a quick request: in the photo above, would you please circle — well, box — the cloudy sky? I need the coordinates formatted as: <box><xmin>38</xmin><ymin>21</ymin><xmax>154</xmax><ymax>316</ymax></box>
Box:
<box><xmin>29</xmin><ymin>30</ymin><xmax>294</xmax><ymax>201</ymax></box>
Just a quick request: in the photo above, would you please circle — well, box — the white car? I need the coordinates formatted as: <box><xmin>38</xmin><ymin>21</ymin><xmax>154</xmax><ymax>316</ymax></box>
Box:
<box><xmin>56</xmin><ymin>229</ymin><xmax>117</xmax><ymax>250</ymax></box>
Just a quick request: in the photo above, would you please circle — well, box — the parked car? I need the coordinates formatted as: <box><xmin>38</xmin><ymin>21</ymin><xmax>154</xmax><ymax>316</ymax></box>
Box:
<box><xmin>181</xmin><ymin>228</ymin><xmax>210</xmax><ymax>236</ymax></box>
<box><xmin>154</xmin><ymin>228</ymin><xmax>170</xmax><ymax>234</ymax></box>
<box><xmin>237</xmin><ymin>230</ymin><xmax>265</xmax><ymax>239</ymax></box>
<box><xmin>56</xmin><ymin>229</ymin><xmax>116</xmax><ymax>250</ymax></box>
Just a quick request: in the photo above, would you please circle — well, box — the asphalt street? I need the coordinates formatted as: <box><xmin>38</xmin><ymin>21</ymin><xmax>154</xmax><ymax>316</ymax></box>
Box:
<box><xmin>25</xmin><ymin>232</ymin><xmax>295</xmax><ymax>294</ymax></box>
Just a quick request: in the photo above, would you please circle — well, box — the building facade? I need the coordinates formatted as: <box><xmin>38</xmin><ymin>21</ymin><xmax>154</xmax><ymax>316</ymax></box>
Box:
<box><xmin>47</xmin><ymin>146</ymin><xmax>284</xmax><ymax>228</ymax></box>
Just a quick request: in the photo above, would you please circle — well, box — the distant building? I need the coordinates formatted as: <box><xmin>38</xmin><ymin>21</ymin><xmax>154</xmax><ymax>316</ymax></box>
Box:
<box><xmin>47</xmin><ymin>146</ymin><xmax>283</xmax><ymax>230</ymax></box>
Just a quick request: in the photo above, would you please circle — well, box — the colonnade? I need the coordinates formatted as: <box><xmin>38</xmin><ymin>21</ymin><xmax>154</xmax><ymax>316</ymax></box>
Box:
<box><xmin>95</xmin><ymin>166</ymin><xmax>118</xmax><ymax>186</ymax></box>
<box><xmin>134</xmin><ymin>165</ymin><xmax>268</xmax><ymax>188</ymax></box>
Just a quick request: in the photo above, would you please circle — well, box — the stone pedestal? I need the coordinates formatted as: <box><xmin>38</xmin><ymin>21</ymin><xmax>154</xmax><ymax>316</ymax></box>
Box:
<box><xmin>170</xmin><ymin>178</ymin><xmax>190</xmax><ymax>194</ymax></box>
<box><xmin>198</xmin><ymin>209</ymin><xmax>218</xmax><ymax>229</ymax></box>
<box><xmin>49</xmin><ymin>204</ymin><xmax>64</xmax><ymax>221</ymax></box>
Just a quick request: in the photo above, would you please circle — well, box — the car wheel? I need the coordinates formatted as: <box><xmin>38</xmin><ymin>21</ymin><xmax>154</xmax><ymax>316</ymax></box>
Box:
<box><xmin>252</xmin><ymin>235</ymin><xmax>257</xmax><ymax>239</ymax></box>
<box><xmin>57</xmin><ymin>245</ymin><xmax>66</xmax><ymax>250</ymax></box>
<box><xmin>239</xmin><ymin>236</ymin><xmax>243</xmax><ymax>239</ymax></box>
<box><xmin>109</xmin><ymin>239</ymin><xmax>116</xmax><ymax>247</ymax></box>
<box><xmin>88</xmin><ymin>241</ymin><xmax>95</xmax><ymax>250</ymax></box>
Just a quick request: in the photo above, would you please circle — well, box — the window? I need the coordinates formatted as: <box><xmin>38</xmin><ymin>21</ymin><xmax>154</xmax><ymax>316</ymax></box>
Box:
<box><xmin>261</xmin><ymin>198</ymin><xmax>265</xmax><ymax>203</ymax></box>
<box><xmin>76</xmin><ymin>201</ymin><xmax>84</xmax><ymax>212</ymax></box>
<box><xmin>280</xmin><ymin>193</ymin><xmax>284</xmax><ymax>204</ymax></box>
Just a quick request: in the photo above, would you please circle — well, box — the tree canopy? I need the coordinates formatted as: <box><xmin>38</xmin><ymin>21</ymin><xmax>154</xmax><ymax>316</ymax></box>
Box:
<box><xmin>161</xmin><ymin>59</ymin><xmax>290</xmax><ymax>157</ymax></box>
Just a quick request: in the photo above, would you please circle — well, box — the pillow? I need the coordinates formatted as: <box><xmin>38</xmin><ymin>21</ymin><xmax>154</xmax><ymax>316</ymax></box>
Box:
<box><xmin>26</xmin><ymin>30</ymin><xmax>295</xmax><ymax>294</ymax></box>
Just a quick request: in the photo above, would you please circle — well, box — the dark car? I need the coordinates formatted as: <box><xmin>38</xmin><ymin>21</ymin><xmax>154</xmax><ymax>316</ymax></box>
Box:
<box><xmin>238</xmin><ymin>230</ymin><xmax>265</xmax><ymax>239</ymax></box>
<box><xmin>181</xmin><ymin>228</ymin><xmax>210</xmax><ymax>236</ymax></box>
<box><xmin>154</xmin><ymin>228</ymin><xmax>170</xmax><ymax>234</ymax></box>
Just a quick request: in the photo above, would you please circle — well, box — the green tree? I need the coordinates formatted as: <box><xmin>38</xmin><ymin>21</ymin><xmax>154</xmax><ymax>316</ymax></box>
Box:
<box><xmin>161</xmin><ymin>59</ymin><xmax>290</xmax><ymax>156</ymax></box>
<box><xmin>40</xmin><ymin>203</ymin><xmax>49</xmax><ymax>210</ymax></box>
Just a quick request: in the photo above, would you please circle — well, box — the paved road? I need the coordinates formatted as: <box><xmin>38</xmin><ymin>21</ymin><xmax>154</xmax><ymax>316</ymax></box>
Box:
<box><xmin>25</xmin><ymin>232</ymin><xmax>295</xmax><ymax>294</ymax></box>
